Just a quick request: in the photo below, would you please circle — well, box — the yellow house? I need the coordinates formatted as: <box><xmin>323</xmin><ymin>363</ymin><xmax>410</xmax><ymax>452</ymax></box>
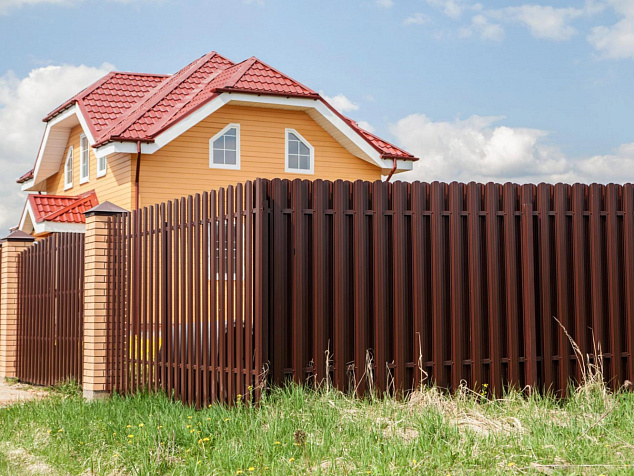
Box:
<box><xmin>17</xmin><ymin>51</ymin><xmax>417</xmax><ymax>236</ymax></box>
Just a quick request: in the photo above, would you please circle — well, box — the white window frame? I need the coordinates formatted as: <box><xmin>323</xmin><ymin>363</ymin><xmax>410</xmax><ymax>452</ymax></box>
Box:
<box><xmin>79</xmin><ymin>133</ymin><xmax>90</xmax><ymax>184</ymax></box>
<box><xmin>209</xmin><ymin>123</ymin><xmax>241</xmax><ymax>170</ymax></box>
<box><xmin>285</xmin><ymin>128</ymin><xmax>314</xmax><ymax>174</ymax></box>
<box><xmin>96</xmin><ymin>153</ymin><xmax>107</xmax><ymax>178</ymax></box>
<box><xmin>64</xmin><ymin>146</ymin><xmax>73</xmax><ymax>190</ymax></box>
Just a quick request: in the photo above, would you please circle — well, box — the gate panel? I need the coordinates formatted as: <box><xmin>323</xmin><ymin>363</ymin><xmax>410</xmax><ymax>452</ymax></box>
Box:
<box><xmin>17</xmin><ymin>233</ymin><xmax>84</xmax><ymax>386</ymax></box>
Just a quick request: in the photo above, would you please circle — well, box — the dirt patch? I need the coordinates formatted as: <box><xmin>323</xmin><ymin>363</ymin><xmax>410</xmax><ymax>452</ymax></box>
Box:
<box><xmin>0</xmin><ymin>442</ymin><xmax>55</xmax><ymax>475</ymax></box>
<box><xmin>0</xmin><ymin>380</ymin><xmax>48</xmax><ymax>407</ymax></box>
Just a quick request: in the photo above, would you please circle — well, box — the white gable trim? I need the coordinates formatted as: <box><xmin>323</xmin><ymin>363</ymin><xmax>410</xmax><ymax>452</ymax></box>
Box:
<box><xmin>95</xmin><ymin>93</ymin><xmax>414</xmax><ymax>173</ymax></box>
<box><xmin>29</xmin><ymin>105</ymin><xmax>96</xmax><ymax>190</ymax></box>
<box><xmin>18</xmin><ymin>200</ymin><xmax>85</xmax><ymax>235</ymax></box>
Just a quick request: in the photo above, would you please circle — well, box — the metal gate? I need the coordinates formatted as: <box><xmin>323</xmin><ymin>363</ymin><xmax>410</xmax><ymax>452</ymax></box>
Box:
<box><xmin>17</xmin><ymin>233</ymin><xmax>84</xmax><ymax>386</ymax></box>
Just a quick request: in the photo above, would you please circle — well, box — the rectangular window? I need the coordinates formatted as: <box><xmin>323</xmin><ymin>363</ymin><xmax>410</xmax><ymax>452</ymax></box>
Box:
<box><xmin>97</xmin><ymin>154</ymin><xmax>107</xmax><ymax>177</ymax></box>
<box><xmin>80</xmin><ymin>134</ymin><xmax>89</xmax><ymax>183</ymax></box>
<box><xmin>64</xmin><ymin>147</ymin><xmax>73</xmax><ymax>190</ymax></box>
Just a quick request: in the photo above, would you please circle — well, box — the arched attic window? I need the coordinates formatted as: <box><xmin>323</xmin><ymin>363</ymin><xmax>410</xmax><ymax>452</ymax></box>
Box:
<box><xmin>285</xmin><ymin>129</ymin><xmax>314</xmax><ymax>174</ymax></box>
<box><xmin>209</xmin><ymin>124</ymin><xmax>240</xmax><ymax>170</ymax></box>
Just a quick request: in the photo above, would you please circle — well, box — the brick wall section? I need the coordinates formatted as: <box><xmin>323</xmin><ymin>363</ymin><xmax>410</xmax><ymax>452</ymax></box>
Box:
<box><xmin>83</xmin><ymin>202</ymin><xmax>126</xmax><ymax>400</ymax></box>
<box><xmin>0</xmin><ymin>233</ymin><xmax>34</xmax><ymax>379</ymax></box>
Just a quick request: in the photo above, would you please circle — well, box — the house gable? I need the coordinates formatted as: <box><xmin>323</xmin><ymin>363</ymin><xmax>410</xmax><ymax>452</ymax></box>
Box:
<box><xmin>137</xmin><ymin>103</ymin><xmax>382</xmax><ymax>206</ymax></box>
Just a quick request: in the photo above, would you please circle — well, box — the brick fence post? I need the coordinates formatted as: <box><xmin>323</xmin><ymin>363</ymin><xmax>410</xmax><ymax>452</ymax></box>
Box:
<box><xmin>0</xmin><ymin>230</ymin><xmax>35</xmax><ymax>380</ymax></box>
<box><xmin>83</xmin><ymin>202</ymin><xmax>127</xmax><ymax>400</ymax></box>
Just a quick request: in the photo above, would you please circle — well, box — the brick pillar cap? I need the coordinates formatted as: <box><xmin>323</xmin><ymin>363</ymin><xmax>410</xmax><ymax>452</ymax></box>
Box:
<box><xmin>85</xmin><ymin>201</ymin><xmax>128</xmax><ymax>217</ymax></box>
<box><xmin>2</xmin><ymin>230</ymin><xmax>35</xmax><ymax>242</ymax></box>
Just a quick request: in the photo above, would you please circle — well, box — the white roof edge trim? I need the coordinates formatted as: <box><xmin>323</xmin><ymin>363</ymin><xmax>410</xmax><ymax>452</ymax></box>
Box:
<box><xmin>32</xmin><ymin>104</ymin><xmax>95</xmax><ymax>186</ymax></box>
<box><xmin>378</xmin><ymin>158</ymin><xmax>414</xmax><ymax>172</ymax></box>
<box><xmin>20</xmin><ymin>179</ymin><xmax>35</xmax><ymax>192</ymax></box>
<box><xmin>18</xmin><ymin>201</ymin><xmax>33</xmax><ymax>233</ymax></box>
<box><xmin>33</xmin><ymin>221</ymin><xmax>86</xmax><ymax>234</ymax></box>
<box><xmin>99</xmin><ymin>93</ymin><xmax>405</xmax><ymax>168</ymax></box>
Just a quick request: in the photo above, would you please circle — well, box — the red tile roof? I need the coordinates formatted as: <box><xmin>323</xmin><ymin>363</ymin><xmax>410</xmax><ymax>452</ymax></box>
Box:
<box><xmin>17</xmin><ymin>169</ymin><xmax>34</xmax><ymax>184</ymax></box>
<box><xmin>42</xmin><ymin>51</ymin><xmax>417</xmax><ymax>161</ymax></box>
<box><xmin>28</xmin><ymin>191</ymin><xmax>99</xmax><ymax>224</ymax></box>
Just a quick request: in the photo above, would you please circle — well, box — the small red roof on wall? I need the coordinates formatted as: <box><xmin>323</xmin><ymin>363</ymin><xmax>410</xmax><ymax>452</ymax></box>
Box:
<box><xmin>28</xmin><ymin>191</ymin><xmax>99</xmax><ymax>224</ymax></box>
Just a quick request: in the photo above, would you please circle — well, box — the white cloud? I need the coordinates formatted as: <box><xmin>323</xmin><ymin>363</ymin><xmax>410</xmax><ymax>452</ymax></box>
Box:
<box><xmin>576</xmin><ymin>143</ymin><xmax>634</xmax><ymax>182</ymax></box>
<box><xmin>390</xmin><ymin>114</ymin><xmax>575</xmax><ymax>183</ymax></box>
<box><xmin>390</xmin><ymin>113</ymin><xmax>634</xmax><ymax>184</ymax></box>
<box><xmin>319</xmin><ymin>92</ymin><xmax>359</xmax><ymax>113</ymax></box>
<box><xmin>374</xmin><ymin>0</ymin><xmax>393</xmax><ymax>8</ymax></box>
<box><xmin>357</xmin><ymin>121</ymin><xmax>376</xmax><ymax>133</ymax></box>
<box><xmin>589</xmin><ymin>0</ymin><xmax>634</xmax><ymax>59</ymax></box>
<box><xmin>0</xmin><ymin>63</ymin><xmax>113</xmax><ymax>233</ymax></box>
<box><xmin>0</xmin><ymin>0</ymin><xmax>164</xmax><ymax>14</ymax></box>
<box><xmin>426</xmin><ymin>0</ymin><xmax>481</xmax><ymax>20</ymax></box>
<box><xmin>489</xmin><ymin>5</ymin><xmax>586</xmax><ymax>41</ymax></box>
<box><xmin>404</xmin><ymin>12</ymin><xmax>430</xmax><ymax>25</ymax></box>
<box><xmin>460</xmin><ymin>14</ymin><xmax>505</xmax><ymax>41</ymax></box>
<box><xmin>0</xmin><ymin>0</ymin><xmax>74</xmax><ymax>13</ymax></box>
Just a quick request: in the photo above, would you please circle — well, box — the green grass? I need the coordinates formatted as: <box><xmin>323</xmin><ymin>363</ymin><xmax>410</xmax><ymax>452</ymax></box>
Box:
<box><xmin>0</xmin><ymin>381</ymin><xmax>633</xmax><ymax>475</ymax></box>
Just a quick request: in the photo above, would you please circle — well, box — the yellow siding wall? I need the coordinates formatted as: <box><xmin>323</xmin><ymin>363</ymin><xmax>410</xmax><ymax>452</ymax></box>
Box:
<box><xmin>138</xmin><ymin>104</ymin><xmax>381</xmax><ymax>207</ymax></box>
<box><xmin>46</xmin><ymin>125</ymin><xmax>133</xmax><ymax>210</ymax></box>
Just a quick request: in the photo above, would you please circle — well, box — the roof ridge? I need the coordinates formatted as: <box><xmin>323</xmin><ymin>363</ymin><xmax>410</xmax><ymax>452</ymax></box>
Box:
<box><xmin>102</xmin><ymin>52</ymin><xmax>230</xmax><ymax>142</ymax></box>
<box><xmin>44</xmin><ymin>71</ymin><xmax>116</xmax><ymax>122</ymax></box>
<box><xmin>222</xmin><ymin>57</ymin><xmax>258</xmax><ymax>89</ymax></box>
<box><xmin>139</xmin><ymin>66</ymin><xmax>230</xmax><ymax>137</ymax></box>
<box><xmin>247</xmin><ymin>57</ymin><xmax>317</xmax><ymax>95</ymax></box>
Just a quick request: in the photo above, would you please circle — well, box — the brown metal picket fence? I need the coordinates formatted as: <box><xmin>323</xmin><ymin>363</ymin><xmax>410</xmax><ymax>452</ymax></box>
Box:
<box><xmin>17</xmin><ymin>233</ymin><xmax>84</xmax><ymax>386</ymax></box>
<box><xmin>108</xmin><ymin>178</ymin><xmax>634</xmax><ymax>405</ymax></box>
<box><xmin>108</xmin><ymin>182</ymin><xmax>261</xmax><ymax>406</ymax></box>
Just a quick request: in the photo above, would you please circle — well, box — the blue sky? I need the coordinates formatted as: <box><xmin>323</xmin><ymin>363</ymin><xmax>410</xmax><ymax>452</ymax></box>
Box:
<box><xmin>0</xmin><ymin>0</ymin><xmax>633</xmax><ymax>229</ymax></box>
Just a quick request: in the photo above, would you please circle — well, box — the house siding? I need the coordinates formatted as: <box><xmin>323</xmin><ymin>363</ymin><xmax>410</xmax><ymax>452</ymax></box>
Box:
<box><xmin>46</xmin><ymin>125</ymin><xmax>133</xmax><ymax>210</ymax></box>
<box><xmin>137</xmin><ymin>104</ymin><xmax>381</xmax><ymax>207</ymax></box>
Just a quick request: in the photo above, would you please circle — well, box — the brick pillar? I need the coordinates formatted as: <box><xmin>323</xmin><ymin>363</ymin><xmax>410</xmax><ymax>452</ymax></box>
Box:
<box><xmin>0</xmin><ymin>230</ymin><xmax>35</xmax><ymax>380</ymax></box>
<box><xmin>83</xmin><ymin>202</ymin><xmax>127</xmax><ymax>400</ymax></box>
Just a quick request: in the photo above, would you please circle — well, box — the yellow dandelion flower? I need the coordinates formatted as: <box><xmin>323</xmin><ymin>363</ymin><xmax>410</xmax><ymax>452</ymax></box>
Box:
<box><xmin>203</xmin><ymin>437</ymin><xmax>210</xmax><ymax>442</ymax></box>
<box><xmin>46</xmin><ymin>430</ymin><xmax>51</xmax><ymax>434</ymax></box>
<box><xmin>188</xmin><ymin>416</ymin><xmax>193</xmax><ymax>419</ymax></box>
<box><xmin>58</xmin><ymin>429</ymin><xmax>63</xmax><ymax>433</ymax></box>
<box><xmin>224</xmin><ymin>418</ymin><xmax>230</xmax><ymax>421</ymax></box>
<box><xmin>248</xmin><ymin>467</ymin><xmax>255</xmax><ymax>472</ymax></box>
<box><xmin>113</xmin><ymin>454</ymin><xmax>119</xmax><ymax>458</ymax></box>
<box><xmin>274</xmin><ymin>441</ymin><xmax>281</xmax><ymax>445</ymax></box>
<box><xmin>138</xmin><ymin>423</ymin><xmax>144</xmax><ymax>428</ymax></box>
<box><xmin>126</xmin><ymin>425</ymin><xmax>132</xmax><ymax>428</ymax></box>
<box><xmin>207</xmin><ymin>418</ymin><xmax>211</xmax><ymax>421</ymax></box>
<box><xmin>190</xmin><ymin>429</ymin><xmax>195</xmax><ymax>434</ymax></box>
<box><xmin>294</xmin><ymin>443</ymin><xmax>300</xmax><ymax>446</ymax></box>
<box><xmin>128</xmin><ymin>434</ymin><xmax>134</xmax><ymax>438</ymax></box>
<box><xmin>113</xmin><ymin>432</ymin><xmax>117</xmax><ymax>436</ymax></box>
<box><xmin>197</xmin><ymin>460</ymin><xmax>201</xmax><ymax>464</ymax></box>
<box><xmin>413</xmin><ymin>460</ymin><xmax>417</xmax><ymax>464</ymax></box>
<box><xmin>508</xmin><ymin>462</ymin><xmax>514</xmax><ymax>467</ymax></box>
<box><xmin>236</xmin><ymin>471</ymin><xmax>243</xmax><ymax>475</ymax></box>
<box><xmin>289</xmin><ymin>458</ymin><xmax>295</xmax><ymax>462</ymax></box>
<box><xmin>186</xmin><ymin>449</ymin><xmax>191</xmax><ymax>453</ymax></box>
<box><xmin>157</xmin><ymin>425</ymin><xmax>163</xmax><ymax>429</ymax></box>
<box><xmin>198</xmin><ymin>439</ymin><xmax>203</xmax><ymax>444</ymax></box>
